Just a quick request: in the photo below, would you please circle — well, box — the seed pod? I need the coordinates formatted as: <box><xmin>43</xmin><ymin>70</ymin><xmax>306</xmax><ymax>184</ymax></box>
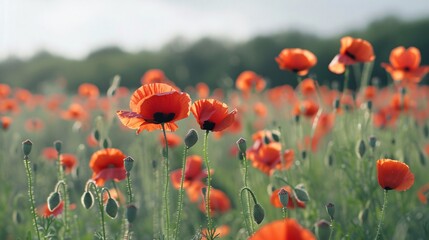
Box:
<box><xmin>236</xmin><ymin>138</ymin><xmax>247</xmax><ymax>153</ymax></box>
<box><xmin>326</xmin><ymin>203</ymin><xmax>335</xmax><ymax>220</ymax></box>
<box><xmin>22</xmin><ymin>139</ymin><xmax>33</xmax><ymax>156</ymax></box>
<box><xmin>278</xmin><ymin>188</ymin><xmax>289</xmax><ymax>208</ymax></box>
<box><xmin>81</xmin><ymin>191</ymin><xmax>94</xmax><ymax>209</ymax></box>
<box><xmin>47</xmin><ymin>192</ymin><xmax>61</xmax><ymax>211</ymax></box>
<box><xmin>356</xmin><ymin>139</ymin><xmax>366</xmax><ymax>158</ymax></box>
<box><xmin>126</xmin><ymin>204</ymin><xmax>138</xmax><ymax>223</ymax></box>
<box><xmin>315</xmin><ymin>219</ymin><xmax>331</xmax><ymax>240</ymax></box>
<box><xmin>124</xmin><ymin>156</ymin><xmax>135</xmax><ymax>172</ymax></box>
<box><xmin>253</xmin><ymin>203</ymin><xmax>265</xmax><ymax>224</ymax></box>
<box><xmin>271</xmin><ymin>130</ymin><xmax>281</xmax><ymax>142</ymax></box>
<box><xmin>294</xmin><ymin>185</ymin><xmax>310</xmax><ymax>202</ymax></box>
<box><xmin>53</xmin><ymin>140</ymin><xmax>62</xmax><ymax>154</ymax></box>
<box><xmin>105</xmin><ymin>198</ymin><xmax>119</xmax><ymax>219</ymax></box>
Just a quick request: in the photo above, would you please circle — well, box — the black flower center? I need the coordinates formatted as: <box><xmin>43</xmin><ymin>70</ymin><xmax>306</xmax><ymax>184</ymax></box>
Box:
<box><xmin>202</xmin><ymin>120</ymin><xmax>215</xmax><ymax>131</ymax></box>
<box><xmin>345</xmin><ymin>51</ymin><xmax>356</xmax><ymax>60</ymax></box>
<box><xmin>384</xmin><ymin>187</ymin><xmax>392</xmax><ymax>191</ymax></box>
<box><xmin>153</xmin><ymin>112</ymin><xmax>175</xmax><ymax>124</ymax></box>
<box><xmin>404</xmin><ymin>66</ymin><xmax>410</xmax><ymax>72</ymax></box>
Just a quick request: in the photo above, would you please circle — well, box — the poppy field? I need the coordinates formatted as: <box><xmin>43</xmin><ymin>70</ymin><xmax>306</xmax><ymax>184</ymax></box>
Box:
<box><xmin>2</xmin><ymin>36</ymin><xmax>429</xmax><ymax>240</ymax></box>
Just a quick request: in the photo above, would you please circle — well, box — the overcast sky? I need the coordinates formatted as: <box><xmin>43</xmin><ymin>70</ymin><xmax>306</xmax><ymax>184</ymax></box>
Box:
<box><xmin>1</xmin><ymin>0</ymin><xmax>428</xmax><ymax>60</ymax></box>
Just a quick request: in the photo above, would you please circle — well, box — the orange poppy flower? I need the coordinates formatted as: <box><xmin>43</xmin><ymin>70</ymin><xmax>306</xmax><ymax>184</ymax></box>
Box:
<box><xmin>381</xmin><ymin>46</ymin><xmax>429</xmax><ymax>84</ymax></box>
<box><xmin>14</xmin><ymin>88</ymin><xmax>32</xmax><ymax>103</ymax></box>
<box><xmin>25</xmin><ymin>118</ymin><xmax>45</xmax><ymax>132</ymax></box>
<box><xmin>159</xmin><ymin>132</ymin><xmax>182</xmax><ymax>148</ymax></box>
<box><xmin>87</xmin><ymin>133</ymin><xmax>99</xmax><ymax>148</ymax></box>
<box><xmin>89</xmin><ymin>148</ymin><xmax>127</xmax><ymax>186</ymax></box>
<box><xmin>373</xmin><ymin>107</ymin><xmax>399</xmax><ymax>128</ymax></box>
<box><xmin>196</xmin><ymin>82</ymin><xmax>210</xmax><ymax>99</ymax></box>
<box><xmin>170</xmin><ymin>155</ymin><xmax>209</xmax><ymax>189</ymax></box>
<box><xmin>417</xmin><ymin>183</ymin><xmax>429</xmax><ymax>204</ymax></box>
<box><xmin>248</xmin><ymin>142</ymin><xmax>294</xmax><ymax>175</ymax></box>
<box><xmin>300</xmin><ymin>78</ymin><xmax>317</xmax><ymax>96</ymax></box>
<box><xmin>390</xmin><ymin>93</ymin><xmax>415</xmax><ymax>112</ymax></box>
<box><xmin>1</xmin><ymin>116</ymin><xmax>12</xmax><ymax>130</ymax></box>
<box><xmin>329</xmin><ymin>36</ymin><xmax>375</xmax><ymax>74</ymax></box>
<box><xmin>42</xmin><ymin>147</ymin><xmax>58</xmax><ymax>161</ymax></box>
<box><xmin>61</xmin><ymin>103</ymin><xmax>88</xmax><ymax>122</ymax></box>
<box><xmin>37</xmin><ymin>202</ymin><xmax>76</xmax><ymax>218</ymax></box>
<box><xmin>376</xmin><ymin>159</ymin><xmax>414</xmax><ymax>191</ymax></box>
<box><xmin>363</xmin><ymin>86</ymin><xmax>377</xmax><ymax>101</ymax></box>
<box><xmin>270</xmin><ymin>186</ymin><xmax>305</xmax><ymax>209</ymax></box>
<box><xmin>202</xmin><ymin>225</ymin><xmax>230</xmax><ymax>239</ymax></box>
<box><xmin>185</xmin><ymin>181</ymin><xmax>205</xmax><ymax>203</ymax></box>
<box><xmin>249</xmin><ymin>219</ymin><xmax>316</xmax><ymax>240</ymax></box>
<box><xmin>140</xmin><ymin>69</ymin><xmax>179</xmax><ymax>89</ymax></box>
<box><xmin>276</xmin><ymin>48</ymin><xmax>317</xmax><ymax>76</ymax></box>
<box><xmin>293</xmin><ymin>100</ymin><xmax>319</xmax><ymax>118</ymax></box>
<box><xmin>253</xmin><ymin>102</ymin><xmax>268</xmax><ymax>117</ymax></box>
<box><xmin>0</xmin><ymin>98</ymin><xmax>20</xmax><ymax>114</ymax></box>
<box><xmin>235</xmin><ymin>71</ymin><xmax>266</xmax><ymax>95</ymax></box>
<box><xmin>191</xmin><ymin>99</ymin><xmax>237</xmax><ymax>132</ymax></box>
<box><xmin>198</xmin><ymin>188</ymin><xmax>231</xmax><ymax>216</ymax></box>
<box><xmin>117</xmin><ymin>83</ymin><xmax>191</xmax><ymax>134</ymax></box>
<box><xmin>78</xmin><ymin>83</ymin><xmax>100</xmax><ymax>99</ymax></box>
<box><xmin>0</xmin><ymin>84</ymin><xmax>11</xmax><ymax>98</ymax></box>
<box><xmin>60</xmin><ymin>153</ymin><xmax>78</xmax><ymax>174</ymax></box>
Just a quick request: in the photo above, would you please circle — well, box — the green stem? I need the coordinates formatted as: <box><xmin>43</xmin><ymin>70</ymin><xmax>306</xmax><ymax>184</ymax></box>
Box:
<box><xmin>282</xmin><ymin>207</ymin><xmax>288</xmax><ymax>219</ymax></box>
<box><xmin>375</xmin><ymin>190</ymin><xmax>388</xmax><ymax>240</ymax></box>
<box><xmin>161</xmin><ymin>123</ymin><xmax>171</xmax><ymax>240</ymax></box>
<box><xmin>328</xmin><ymin>219</ymin><xmax>335</xmax><ymax>240</ymax></box>
<box><xmin>239</xmin><ymin>153</ymin><xmax>253</xmax><ymax>236</ymax></box>
<box><xmin>203</xmin><ymin>130</ymin><xmax>214</xmax><ymax>238</ymax></box>
<box><xmin>24</xmin><ymin>157</ymin><xmax>41</xmax><ymax>240</ymax></box>
<box><xmin>173</xmin><ymin>146</ymin><xmax>188</xmax><ymax>240</ymax></box>
<box><xmin>88</xmin><ymin>182</ymin><xmax>107</xmax><ymax>240</ymax></box>
<box><xmin>124</xmin><ymin>174</ymin><xmax>134</xmax><ymax>240</ymax></box>
<box><xmin>56</xmin><ymin>151</ymin><xmax>70</xmax><ymax>238</ymax></box>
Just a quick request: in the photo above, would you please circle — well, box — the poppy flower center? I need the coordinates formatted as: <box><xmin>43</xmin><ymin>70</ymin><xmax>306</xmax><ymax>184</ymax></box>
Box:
<box><xmin>202</xmin><ymin>120</ymin><xmax>215</xmax><ymax>131</ymax></box>
<box><xmin>403</xmin><ymin>66</ymin><xmax>411</xmax><ymax>71</ymax></box>
<box><xmin>345</xmin><ymin>51</ymin><xmax>356</xmax><ymax>60</ymax></box>
<box><xmin>153</xmin><ymin>112</ymin><xmax>175</xmax><ymax>124</ymax></box>
<box><xmin>384</xmin><ymin>187</ymin><xmax>392</xmax><ymax>191</ymax></box>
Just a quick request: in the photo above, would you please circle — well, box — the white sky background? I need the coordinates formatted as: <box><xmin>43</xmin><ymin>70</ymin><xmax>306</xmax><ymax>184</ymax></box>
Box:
<box><xmin>1</xmin><ymin>0</ymin><xmax>429</xmax><ymax>60</ymax></box>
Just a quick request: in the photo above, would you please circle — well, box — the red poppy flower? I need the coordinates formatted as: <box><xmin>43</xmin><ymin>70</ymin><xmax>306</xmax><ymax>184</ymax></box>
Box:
<box><xmin>0</xmin><ymin>98</ymin><xmax>20</xmax><ymax>114</ymax></box>
<box><xmin>270</xmin><ymin>186</ymin><xmax>305</xmax><ymax>209</ymax></box>
<box><xmin>78</xmin><ymin>83</ymin><xmax>100</xmax><ymax>99</ymax></box>
<box><xmin>37</xmin><ymin>202</ymin><xmax>76</xmax><ymax>218</ymax></box>
<box><xmin>61</xmin><ymin>103</ymin><xmax>88</xmax><ymax>122</ymax></box>
<box><xmin>198</xmin><ymin>188</ymin><xmax>231</xmax><ymax>216</ymax></box>
<box><xmin>117</xmin><ymin>83</ymin><xmax>191</xmax><ymax>134</ymax></box>
<box><xmin>25</xmin><ymin>118</ymin><xmax>45</xmax><ymax>132</ymax></box>
<box><xmin>329</xmin><ymin>36</ymin><xmax>375</xmax><ymax>74</ymax></box>
<box><xmin>1</xmin><ymin>116</ymin><xmax>11</xmax><ymax>130</ymax></box>
<box><xmin>382</xmin><ymin>46</ymin><xmax>429</xmax><ymax>84</ymax></box>
<box><xmin>300</xmin><ymin>78</ymin><xmax>317</xmax><ymax>96</ymax></box>
<box><xmin>0</xmin><ymin>84</ymin><xmax>11</xmax><ymax>98</ymax></box>
<box><xmin>253</xmin><ymin>102</ymin><xmax>268</xmax><ymax>118</ymax></box>
<box><xmin>293</xmin><ymin>100</ymin><xmax>319</xmax><ymax>118</ymax></box>
<box><xmin>185</xmin><ymin>181</ymin><xmax>205</xmax><ymax>203</ymax></box>
<box><xmin>14</xmin><ymin>88</ymin><xmax>32</xmax><ymax>103</ymax></box>
<box><xmin>196</xmin><ymin>82</ymin><xmax>210</xmax><ymax>99</ymax></box>
<box><xmin>60</xmin><ymin>153</ymin><xmax>78</xmax><ymax>174</ymax></box>
<box><xmin>191</xmin><ymin>99</ymin><xmax>237</xmax><ymax>132</ymax></box>
<box><xmin>276</xmin><ymin>48</ymin><xmax>317</xmax><ymax>76</ymax></box>
<box><xmin>250</xmin><ymin>219</ymin><xmax>316</xmax><ymax>240</ymax></box>
<box><xmin>417</xmin><ymin>183</ymin><xmax>429</xmax><ymax>204</ymax></box>
<box><xmin>170</xmin><ymin>155</ymin><xmax>209</xmax><ymax>189</ymax></box>
<box><xmin>159</xmin><ymin>132</ymin><xmax>182</xmax><ymax>148</ymax></box>
<box><xmin>87</xmin><ymin>133</ymin><xmax>99</xmax><ymax>148</ymax></box>
<box><xmin>235</xmin><ymin>71</ymin><xmax>266</xmax><ymax>95</ymax></box>
<box><xmin>89</xmin><ymin>148</ymin><xmax>127</xmax><ymax>186</ymax></box>
<box><xmin>140</xmin><ymin>69</ymin><xmax>179</xmax><ymax>89</ymax></box>
<box><xmin>377</xmin><ymin>159</ymin><xmax>414</xmax><ymax>191</ymax></box>
<box><xmin>42</xmin><ymin>147</ymin><xmax>58</xmax><ymax>161</ymax></box>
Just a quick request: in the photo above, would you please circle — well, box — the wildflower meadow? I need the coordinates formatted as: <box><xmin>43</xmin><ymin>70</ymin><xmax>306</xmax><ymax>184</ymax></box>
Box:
<box><xmin>2</xmin><ymin>36</ymin><xmax>429</xmax><ymax>240</ymax></box>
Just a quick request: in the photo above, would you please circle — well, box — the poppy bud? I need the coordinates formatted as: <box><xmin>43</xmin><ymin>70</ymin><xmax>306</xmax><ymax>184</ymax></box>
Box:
<box><xmin>294</xmin><ymin>185</ymin><xmax>310</xmax><ymax>202</ymax></box>
<box><xmin>424</xmin><ymin>125</ymin><xmax>429</xmax><ymax>139</ymax></box>
<box><xmin>253</xmin><ymin>203</ymin><xmax>265</xmax><ymax>224</ymax></box>
<box><xmin>326</xmin><ymin>203</ymin><xmax>335</xmax><ymax>220</ymax></box>
<box><xmin>278</xmin><ymin>188</ymin><xmax>289</xmax><ymax>208</ymax></box>
<box><xmin>271</xmin><ymin>130</ymin><xmax>281</xmax><ymax>142</ymax></box>
<box><xmin>22</xmin><ymin>139</ymin><xmax>33</xmax><ymax>156</ymax></box>
<box><xmin>124</xmin><ymin>156</ymin><xmax>135</xmax><ymax>173</ymax></box>
<box><xmin>358</xmin><ymin>208</ymin><xmax>368</xmax><ymax>224</ymax></box>
<box><xmin>54</xmin><ymin>140</ymin><xmax>62</xmax><ymax>154</ymax></box>
<box><xmin>294</xmin><ymin>115</ymin><xmax>300</xmax><ymax>123</ymax></box>
<box><xmin>152</xmin><ymin>160</ymin><xmax>157</xmax><ymax>169</ymax></box>
<box><xmin>333</xmin><ymin>98</ymin><xmax>340</xmax><ymax>109</ymax></box>
<box><xmin>81</xmin><ymin>191</ymin><xmax>94</xmax><ymax>209</ymax></box>
<box><xmin>93</xmin><ymin>129</ymin><xmax>101</xmax><ymax>141</ymax></box>
<box><xmin>356</xmin><ymin>139</ymin><xmax>366</xmax><ymax>158</ymax></box>
<box><xmin>201</xmin><ymin>187</ymin><xmax>207</xmax><ymax>197</ymax></box>
<box><xmin>105</xmin><ymin>198</ymin><xmax>119</xmax><ymax>219</ymax></box>
<box><xmin>263</xmin><ymin>136</ymin><xmax>270</xmax><ymax>144</ymax></box>
<box><xmin>126</xmin><ymin>204</ymin><xmax>138</xmax><ymax>223</ymax></box>
<box><xmin>102</xmin><ymin>138</ymin><xmax>111</xmax><ymax>149</ymax></box>
<box><xmin>367</xmin><ymin>101</ymin><xmax>373</xmax><ymax>111</ymax></box>
<box><xmin>47</xmin><ymin>191</ymin><xmax>61</xmax><ymax>211</ymax></box>
<box><xmin>325</xmin><ymin>154</ymin><xmax>334</xmax><ymax>166</ymax></box>
<box><xmin>12</xmin><ymin>211</ymin><xmax>22</xmax><ymax>224</ymax></box>
<box><xmin>315</xmin><ymin>219</ymin><xmax>331</xmax><ymax>240</ymax></box>
<box><xmin>400</xmin><ymin>87</ymin><xmax>407</xmax><ymax>96</ymax></box>
<box><xmin>419</xmin><ymin>150</ymin><xmax>427</xmax><ymax>166</ymax></box>
<box><xmin>369</xmin><ymin>136</ymin><xmax>377</xmax><ymax>149</ymax></box>
<box><xmin>184</xmin><ymin>129</ymin><xmax>198</xmax><ymax>149</ymax></box>
<box><xmin>236</xmin><ymin>138</ymin><xmax>247</xmax><ymax>153</ymax></box>
<box><xmin>301</xmin><ymin>150</ymin><xmax>307</xmax><ymax>160</ymax></box>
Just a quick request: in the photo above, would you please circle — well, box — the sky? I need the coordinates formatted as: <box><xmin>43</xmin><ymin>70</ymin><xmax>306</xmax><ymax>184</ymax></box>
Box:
<box><xmin>1</xmin><ymin>0</ymin><xmax>429</xmax><ymax>60</ymax></box>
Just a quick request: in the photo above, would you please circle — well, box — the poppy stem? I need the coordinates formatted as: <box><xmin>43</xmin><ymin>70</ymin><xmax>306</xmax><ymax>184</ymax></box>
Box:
<box><xmin>375</xmin><ymin>189</ymin><xmax>388</xmax><ymax>240</ymax></box>
<box><xmin>56</xmin><ymin>149</ymin><xmax>70</xmax><ymax>238</ymax></box>
<box><xmin>23</xmin><ymin>155</ymin><xmax>42</xmax><ymax>240</ymax></box>
<box><xmin>173</xmin><ymin>145</ymin><xmax>188</xmax><ymax>240</ymax></box>
<box><xmin>203</xmin><ymin>130</ymin><xmax>214</xmax><ymax>239</ymax></box>
<box><xmin>239</xmin><ymin>152</ymin><xmax>255</xmax><ymax>235</ymax></box>
<box><xmin>87</xmin><ymin>181</ymin><xmax>107</xmax><ymax>240</ymax></box>
<box><xmin>161</xmin><ymin>123</ymin><xmax>171</xmax><ymax>240</ymax></box>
